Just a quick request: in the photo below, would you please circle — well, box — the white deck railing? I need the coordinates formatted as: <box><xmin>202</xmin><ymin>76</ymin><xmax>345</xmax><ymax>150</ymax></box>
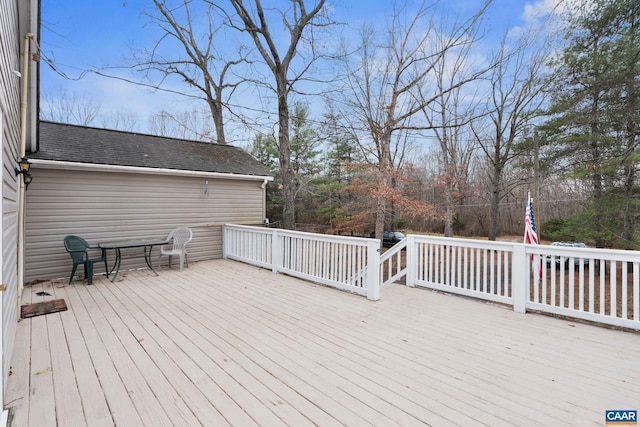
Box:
<box><xmin>525</xmin><ymin>244</ymin><xmax>639</xmax><ymax>330</ymax></box>
<box><xmin>379</xmin><ymin>238</ymin><xmax>408</xmax><ymax>288</ymax></box>
<box><xmin>405</xmin><ymin>235</ymin><xmax>640</xmax><ymax>330</ymax></box>
<box><xmin>407</xmin><ymin>236</ymin><xmax>516</xmax><ymax>305</ymax></box>
<box><xmin>223</xmin><ymin>224</ymin><xmax>380</xmax><ymax>300</ymax></box>
<box><xmin>223</xmin><ymin>225</ymin><xmax>640</xmax><ymax>330</ymax></box>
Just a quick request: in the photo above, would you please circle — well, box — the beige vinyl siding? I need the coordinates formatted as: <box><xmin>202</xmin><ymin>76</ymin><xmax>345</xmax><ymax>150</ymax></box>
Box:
<box><xmin>24</xmin><ymin>167</ymin><xmax>266</xmax><ymax>282</ymax></box>
<box><xmin>1</xmin><ymin>0</ymin><xmax>22</xmax><ymax>391</ymax></box>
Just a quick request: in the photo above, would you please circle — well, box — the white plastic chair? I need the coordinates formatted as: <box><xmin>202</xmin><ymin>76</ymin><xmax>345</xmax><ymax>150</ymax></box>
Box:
<box><xmin>159</xmin><ymin>227</ymin><xmax>192</xmax><ymax>271</ymax></box>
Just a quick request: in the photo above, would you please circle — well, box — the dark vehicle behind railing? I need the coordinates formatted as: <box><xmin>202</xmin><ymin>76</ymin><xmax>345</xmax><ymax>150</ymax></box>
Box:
<box><xmin>370</xmin><ymin>231</ymin><xmax>406</xmax><ymax>248</ymax></box>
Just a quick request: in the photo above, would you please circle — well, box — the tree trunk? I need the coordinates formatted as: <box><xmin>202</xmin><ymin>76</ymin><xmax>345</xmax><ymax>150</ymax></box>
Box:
<box><xmin>277</xmin><ymin>76</ymin><xmax>296</xmax><ymax>230</ymax></box>
<box><xmin>443</xmin><ymin>168</ymin><xmax>455</xmax><ymax>237</ymax></box>
<box><xmin>590</xmin><ymin>97</ymin><xmax>604</xmax><ymax>248</ymax></box>
<box><xmin>623</xmin><ymin>163</ymin><xmax>634</xmax><ymax>247</ymax></box>
<box><xmin>487</xmin><ymin>150</ymin><xmax>502</xmax><ymax>241</ymax></box>
<box><xmin>444</xmin><ymin>203</ymin><xmax>454</xmax><ymax>237</ymax></box>
<box><xmin>440</xmin><ymin>149</ymin><xmax>454</xmax><ymax>237</ymax></box>
<box><xmin>488</xmin><ymin>185</ymin><xmax>499</xmax><ymax>241</ymax></box>
<box><xmin>592</xmin><ymin>169</ymin><xmax>604</xmax><ymax>248</ymax></box>
<box><xmin>375</xmin><ymin>191</ymin><xmax>386</xmax><ymax>250</ymax></box>
<box><xmin>208</xmin><ymin>94</ymin><xmax>226</xmax><ymax>145</ymax></box>
<box><xmin>375</xmin><ymin>138</ymin><xmax>392</xmax><ymax>249</ymax></box>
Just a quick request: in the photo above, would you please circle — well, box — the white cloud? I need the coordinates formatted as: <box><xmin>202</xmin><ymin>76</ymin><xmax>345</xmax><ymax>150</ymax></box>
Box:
<box><xmin>522</xmin><ymin>0</ymin><xmax>591</xmax><ymax>26</ymax></box>
<box><xmin>503</xmin><ymin>0</ymin><xmax>586</xmax><ymax>41</ymax></box>
<box><xmin>522</xmin><ymin>0</ymin><xmax>562</xmax><ymax>24</ymax></box>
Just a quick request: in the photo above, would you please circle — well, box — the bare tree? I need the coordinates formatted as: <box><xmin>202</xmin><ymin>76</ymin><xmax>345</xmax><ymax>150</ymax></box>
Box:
<box><xmin>471</xmin><ymin>31</ymin><xmax>549</xmax><ymax>240</ymax></box>
<box><xmin>419</xmin><ymin>17</ymin><xmax>484</xmax><ymax>237</ymax></box>
<box><xmin>40</xmin><ymin>89</ymin><xmax>101</xmax><ymax>126</ymax></box>
<box><xmin>135</xmin><ymin>0</ymin><xmax>250</xmax><ymax>145</ymax></box>
<box><xmin>340</xmin><ymin>1</ymin><xmax>490</xmax><ymax>244</ymax></box>
<box><xmin>228</xmin><ymin>0</ymin><xmax>331</xmax><ymax>230</ymax></box>
<box><xmin>41</xmin><ymin>89</ymin><xmax>140</xmax><ymax>131</ymax></box>
<box><xmin>99</xmin><ymin>111</ymin><xmax>140</xmax><ymax>132</ymax></box>
<box><xmin>149</xmin><ymin>109</ymin><xmax>215</xmax><ymax>141</ymax></box>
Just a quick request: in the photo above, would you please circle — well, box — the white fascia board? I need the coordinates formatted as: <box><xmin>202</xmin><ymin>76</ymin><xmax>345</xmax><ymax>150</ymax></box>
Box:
<box><xmin>29</xmin><ymin>159</ymin><xmax>274</xmax><ymax>182</ymax></box>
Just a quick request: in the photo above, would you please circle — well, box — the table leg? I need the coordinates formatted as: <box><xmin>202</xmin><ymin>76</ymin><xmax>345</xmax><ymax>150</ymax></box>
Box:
<box><xmin>144</xmin><ymin>246</ymin><xmax>159</xmax><ymax>276</ymax></box>
<box><xmin>102</xmin><ymin>248</ymin><xmax>109</xmax><ymax>279</ymax></box>
<box><xmin>110</xmin><ymin>248</ymin><xmax>122</xmax><ymax>282</ymax></box>
<box><xmin>106</xmin><ymin>249</ymin><xmax>116</xmax><ymax>277</ymax></box>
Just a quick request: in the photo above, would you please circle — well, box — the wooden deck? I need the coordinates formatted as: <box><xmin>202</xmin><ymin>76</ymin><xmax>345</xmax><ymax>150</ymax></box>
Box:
<box><xmin>6</xmin><ymin>259</ymin><xmax>640</xmax><ymax>426</ymax></box>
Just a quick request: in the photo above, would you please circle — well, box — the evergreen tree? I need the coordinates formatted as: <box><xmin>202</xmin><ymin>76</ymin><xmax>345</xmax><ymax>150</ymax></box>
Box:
<box><xmin>289</xmin><ymin>103</ymin><xmax>322</xmax><ymax>225</ymax></box>
<box><xmin>249</xmin><ymin>133</ymin><xmax>281</xmax><ymax>224</ymax></box>
<box><xmin>250</xmin><ymin>102</ymin><xmax>324</xmax><ymax>227</ymax></box>
<box><xmin>317</xmin><ymin>109</ymin><xmax>362</xmax><ymax>228</ymax></box>
<box><xmin>542</xmin><ymin>0</ymin><xmax>640</xmax><ymax>248</ymax></box>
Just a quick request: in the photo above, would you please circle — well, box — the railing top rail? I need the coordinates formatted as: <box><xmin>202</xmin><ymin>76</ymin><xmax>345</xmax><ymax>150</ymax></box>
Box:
<box><xmin>224</xmin><ymin>224</ymin><xmax>373</xmax><ymax>246</ymax></box>
<box><xmin>380</xmin><ymin>238</ymin><xmax>407</xmax><ymax>262</ymax></box>
<box><xmin>224</xmin><ymin>223</ymin><xmax>274</xmax><ymax>235</ymax></box>
<box><xmin>411</xmin><ymin>235</ymin><xmax>517</xmax><ymax>251</ymax></box>
<box><xmin>411</xmin><ymin>234</ymin><xmax>640</xmax><ymax>261</ymax></box>
<box><xmin>526</xmin><ymin>244</ymin><xmax>640</xmax><ymax>261</ymax></box>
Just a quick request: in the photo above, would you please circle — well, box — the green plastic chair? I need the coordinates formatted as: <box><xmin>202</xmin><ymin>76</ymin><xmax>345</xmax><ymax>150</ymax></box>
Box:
<box><xmin>63</xmin><ymin>235</ymin><xmax>108</xmax><ymax>285</ymax></box>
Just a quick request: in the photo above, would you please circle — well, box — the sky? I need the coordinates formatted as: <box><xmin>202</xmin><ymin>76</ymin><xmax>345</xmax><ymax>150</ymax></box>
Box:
<box><xmin>39</xmin><ymin>0</ymin><xmax>566</xmax><ymax>143</ymax></box>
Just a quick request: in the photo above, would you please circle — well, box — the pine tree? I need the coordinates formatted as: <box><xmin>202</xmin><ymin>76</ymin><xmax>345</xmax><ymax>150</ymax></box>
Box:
<box><xmin>542</xmin><ymin>0</ymin><xmax>640</xmax><ymax>248</ymax></box>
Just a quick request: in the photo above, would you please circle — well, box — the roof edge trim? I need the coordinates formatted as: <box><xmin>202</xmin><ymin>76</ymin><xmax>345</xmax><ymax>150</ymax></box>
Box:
<box><xmin>29</xmin><ymin>159</ymin><xmax>274</xmax><ymax>182</ymax></box>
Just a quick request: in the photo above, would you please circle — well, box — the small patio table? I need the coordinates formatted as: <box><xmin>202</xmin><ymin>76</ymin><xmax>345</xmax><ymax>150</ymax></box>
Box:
<box><xmin>98</xmin><ymin>238</ymin><xmax>169</xmax><ymax>282</ymax></box>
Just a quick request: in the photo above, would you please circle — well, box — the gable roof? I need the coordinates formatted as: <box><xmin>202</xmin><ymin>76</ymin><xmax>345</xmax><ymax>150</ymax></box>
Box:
<box><xmin>31</xmin><ymin>121</ymin><xmax>271</xmax><ymax>177</ymax></box>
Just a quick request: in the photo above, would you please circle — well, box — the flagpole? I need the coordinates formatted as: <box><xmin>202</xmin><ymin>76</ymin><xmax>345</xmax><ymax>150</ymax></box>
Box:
<box><xmin>534</xmin><ymin>129</ymin><xmax>541</xmax><ymax>239</ymax></box>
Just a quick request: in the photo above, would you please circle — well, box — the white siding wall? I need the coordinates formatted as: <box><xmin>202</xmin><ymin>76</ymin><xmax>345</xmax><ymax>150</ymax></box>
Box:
<box><xmin>24</xmin><ymin>167</ymin><xmax>266</xmax><ymax>282</ymax></box>
<box><xmin>1</xmin><ymin>0</ymin><xmax>23</xmax><ymax>392</ymax></box>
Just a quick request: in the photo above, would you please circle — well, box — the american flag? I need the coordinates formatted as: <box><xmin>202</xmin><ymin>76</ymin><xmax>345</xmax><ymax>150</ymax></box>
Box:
<box><xmin>524</xmin><ymin>192</ymin><xmax>542</xmax><ymax>279</ymax></box>
<box><xmin>524</xmin><ymin>194</ymin><xmax>538</xmax><ymax>245</ymax></box>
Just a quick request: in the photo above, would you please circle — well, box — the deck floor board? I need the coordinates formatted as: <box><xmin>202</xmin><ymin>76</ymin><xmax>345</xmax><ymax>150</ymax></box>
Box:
<box><xmin>6</xmin><ymin>259</ymin><xmax>640</xmax><ymax>427</ymax></box>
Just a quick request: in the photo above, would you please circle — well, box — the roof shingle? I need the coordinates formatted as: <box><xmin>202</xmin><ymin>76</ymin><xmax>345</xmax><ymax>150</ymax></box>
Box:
<box><xmin>31</xmin><ymin>121</ymin><xmax>271</xmax><ymax>177</ymax></box>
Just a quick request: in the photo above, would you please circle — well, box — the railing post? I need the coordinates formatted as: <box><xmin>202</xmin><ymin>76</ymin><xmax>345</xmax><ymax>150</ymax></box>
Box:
<box><xmin>271</xmin><ymin>229</ymin><xmax>280</xmax><ymax>273</ymax></box>
<box><xmin>222</xmin><ymin>224</ymin><xmax>228</xmax><ymax>259</ymax></box>
<box><xmin>512</xmin><ymin>243</ymin><xmax>527</xmax><ymax>313</ymax></box>
<box><xmin>367</xmin><ymin>240</ymin><xmax>380</xmax><ymax>301</ymax></box>
<box><xmin>405</xmin><ymin>235</ymin><xmax>416</xmax><ymax>287</ymax></box>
